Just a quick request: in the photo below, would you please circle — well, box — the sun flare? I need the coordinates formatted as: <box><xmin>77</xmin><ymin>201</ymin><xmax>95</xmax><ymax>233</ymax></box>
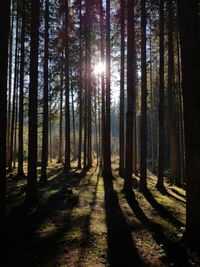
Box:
<box><xmin>94</xmin><ymin>62</ymin><xmax>105</xmax><ymax>75</ymax></box>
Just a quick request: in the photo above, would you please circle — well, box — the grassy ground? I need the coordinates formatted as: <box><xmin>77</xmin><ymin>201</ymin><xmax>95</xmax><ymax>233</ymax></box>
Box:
<box><xmin>2</xmin><ymin>159</ymin><xmax>192</xmax><ymax>267</ymax></box>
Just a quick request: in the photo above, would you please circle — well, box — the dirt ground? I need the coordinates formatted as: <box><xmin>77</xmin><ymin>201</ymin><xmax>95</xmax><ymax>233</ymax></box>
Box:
<box><xmin>2</xmin><ymin>160</ymin><xmax>197</xmax><ymax>267</ymax></box>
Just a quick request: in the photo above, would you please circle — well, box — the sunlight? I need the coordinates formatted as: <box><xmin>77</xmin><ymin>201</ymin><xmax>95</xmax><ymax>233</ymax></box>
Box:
<box><xmin>94</xmin><ymin>62</ymin><xmax>105</xmax><ymax>75</ymax></box>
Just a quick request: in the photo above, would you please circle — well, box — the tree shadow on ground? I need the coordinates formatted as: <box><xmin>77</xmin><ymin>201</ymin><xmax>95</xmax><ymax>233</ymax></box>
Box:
<box><xmin>164</xmin><ymin>189</ymin><xmax>186</xmax><ymax>204</ymax></box>
<box><xmin>170</xmin><ymin>188</ymin><xmax>186</xmax><ymax>198</ymax></box>
<box><xmin>143</xmin><ymin>189</ymin><xmax>184</xmax><ymax>228</ymax></box>
<box><xmin>103</xmin><ymin>175</ymin><xmax>145</xmax><ymax>267</ymax></box>
<box><xmin>125</xmin><ymin>189</ymin><xmax>188</xmax><ymax>266</ymax></box>
<box><xmin>3</xmin><ymin>167</ymin><xmax>92</xmax><ymax>266</ymax></box>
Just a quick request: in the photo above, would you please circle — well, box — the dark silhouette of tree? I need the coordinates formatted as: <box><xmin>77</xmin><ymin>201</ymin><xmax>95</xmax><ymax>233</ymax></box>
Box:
<box><xmin>25</xmin><ymin>0</ymin><xmax>40</xmax><ymax>206</ymax></box>
<box><xmin>124</xmin><ymin>0</ymin><xmax>136</xmax><ymax>193</ymax></box>
<box><xmin>139</xmin><ymin>0</ymin><xmax>147</xmax><ymax>192</ymax></box>
<box><xmin>119</xmin><ymin>0</ymin><xmax>125</xmax><ymax>177</ymax></box>
<box><xmin>0</xmin><ymin>0</ymin><xmax>10</xmax><ymax>217</ymax></box>
<box><xmin>177</xmin><ymin>0</ymin><xmax>200</xmax><ymax>245</ymax></box>
<box><xmin>64</xmin><ymin>0</ymin><xmax>71</xmax><ymax>173</ymax></box>
<box><xmin>156</xmin><ymin>0</ymin><xmax>165</xmax><ymax>192</ymax></box>
<box><xmin>17</xmin><ymin>0</ymin><xmax>26</xmax><ymax>178</ymax></box>
<box><xmin>41</xmin><ymin>0</ymin><xmax>49</xmax><ymax>183</ymax></box>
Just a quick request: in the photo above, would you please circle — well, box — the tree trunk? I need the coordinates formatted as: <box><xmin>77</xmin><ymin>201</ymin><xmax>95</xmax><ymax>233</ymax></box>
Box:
<box><xmin>78</xmin><ymin>0</ymin><xmax>83</xmax><ymax>169</ymax></box>
<box><xmin>167</xmin><ymin>0</ymin><xmax>178</xmax><ymax>185</ymax></box>
<box><xmin>0</xmin><ymin>0</ymin><xmax>10</xmax><ymax>217</ymax></box>
<box><xmin>139</xmin><ymin>0</ymin><xmax>147</xmax><ymax>192</ymax></box>
<box><xmin>124</xmin><ymin>0</ymin><xmax>135</xmax><ymax>192</ymax></box>
<box><xmin>8</xmin><ymin>6</ymin><xmax>19</xmax><ymax>172</ymax></box>
<box><xmin>119</xmin><ymin>0</ymin><xmax>125</xmax><ymax>177</ymax></box>
<box><xmin>104</xmin><ymin>0</ymin><xmax>112</xmax><ymax>177</ymax></box>
<box><xmin>64</xmin><ymin>0</ymin><xmax>70</xmax><ymax>173</ymax></box>
<box><xmin>177</xmin><ymin>0</ymin><xmax>200</xmax><ymax>245</ymax></box>
<box><xmin>18</xmin><ymin>0</ymin><xmax>26</xmax><ymax>177</ymax></box>
<box><xmin>41</xmin><ymin>0</ymin><xmax>49</xmax><ymax>183</ymax></box>
<box><xmin>156</xmin><ymin>0</ymin><xmax>165</xmax><ymax>192</ymax></box>
<box><xmin>25</xmin><ymin>0</ymin><xmax>40</xmax><ymax>206</ymax></box>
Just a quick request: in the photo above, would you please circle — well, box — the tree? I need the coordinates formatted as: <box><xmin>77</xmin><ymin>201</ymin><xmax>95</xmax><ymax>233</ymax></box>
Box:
<box><xmin>25</xmin><ymin>0</ymin><xmax>40</xmax><ymax>206</ymax></box>
<box><xmin>119</xmin><ymin>0</ymin><xmax>125</xmax><ymax>177</ymax></box>
<box><xmin>104</xmin><ymin>0</ymin><xmax>112</xmax><ymax>177</ymax></box>
<box><xmin>64</xmin><ymin>0</ymin><xmax>71</xmax><ymax>173</ymax></box>
<box><xmin>177</xmin><ymin>0</ymin><xmax>200</xmax><ymax>245</ymax></box>
<box><xmin>18</xmin><ymin>0</ymin><xmax>26</xmax><ymax>177</ymax></box>
<box><xmin>167</xmin><ymin>0</ymin><xmax>178</xmax><ymax>185</ymax></box>
<box><xmin>139</xmin><ymin>0</ymin><xmax>147</xmax><ymax>192</ymax></box>
<box><xmin>41</xmin><ymin>0</ymin><xmax>49</xmax><ymax>183</ymax></box>
<box><xmin>124</xmin><ymin>0</ymin><xmax>135</xmax><ymax>192</ymax></box>
<box><xmin>156</xmin><ymin>0</ymin><xmax>165</xmax><ymax>192</ymax></box>
<box><xmin>0</xmin><ymin>0</ymin><xmax>10</xmax><ymax>217</ymax></box>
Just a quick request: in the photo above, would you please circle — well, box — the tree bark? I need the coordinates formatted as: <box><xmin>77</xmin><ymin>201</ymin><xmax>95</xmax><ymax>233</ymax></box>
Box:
<box><xmin>139</xmin><ymin>0</ymin><xmax>147</xmax><ymax>192</ymax></box>
<box><xmin>0</xmin><ymin>0</ymin><xmax>10</xmax><ymax>217</ymax></box>
<box><xmin>25</xmin><ymin>0</ymin><xmax>40</xmax><ymax>206</ymax></box>
<box><xmin>41</xmin><ymin>0</ymin><xmax>49</xmax><ymax>183</ymax></box>
<box><xmin>156</xmin><ymin>0</ymin><xmax>165</xmax><ymax>192</ymax></box>
<box><xmin>124</xmin><ymin>0</ymin><xmax>136</xmax><ymax>192</ymax></box>
<box><xmin>119</xmin><ymin>0</ymin><xmax>125</xmax><ymax>177</ymax></box>
<box><xmin>177</xmin><ymin>0</ymin><xmax>200</xmax><ymax>245</ymax></box>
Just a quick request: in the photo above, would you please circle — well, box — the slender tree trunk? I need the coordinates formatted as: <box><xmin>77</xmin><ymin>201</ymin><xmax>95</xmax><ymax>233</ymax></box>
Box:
<box><xmin>71</xmin><ymin>85</ymin><xmax>76</xmax><ymax>161</ymax></box>
<box><xmin>124</xmin><ymin>0</ymin><xmax>135</xmax><ymax>192</ymax></box>
<box><xmin>0</xmin><ymin>0</ymin><xmax>10</xmax><ymax>217</ymax></box>
<box><xmin>167</xmin><ymin>0</ymin><xmax>178</xmax><ymax>185</ymax></box>
<box><xmin>156</xmin><ymin>0</ymin><xmax>165</xmax><ymax>192</ymax></box>
<box><xmin>8</xmin><ymin>7</ymin><xmax>19</xmax><ymax>172</ymax></box>
<box><xmin>58</xmin><ymin>51</ymin><xmax>64</xmax><ymax>163</ymax></box>
<box><xmin>78</xmin><ymin>0</ymin><xmax>83</xmax><ymax>169</ymax></box>
<box><xmin>64</xmin><ymin>0</ymin><xmax>70</xmax><ymax>173</ymax></box>
<box><xmin>100</xmin><ymin>0</ymin><xmax>105</xmax><ymax>171</ymax></box>
<box><xmin>18</xmin><ymin>0</ymin><xmax>26</xmax><ymax>177</ymax></box>
<box><xmin>41</xmin><ymin>0</ymin><xmax>49</xmax><ymax>183</ymax></box>
<box><xmin>139</xmin><ymin>0</ymin><xmax>147</xmax><ymax>192</ymax></box>
<box><xmin>177</xmin><ymin>0</ymin><xmax>200</xmax><ymax>245</ymax></box>
<box><xmin>7</xmin><ymin>1</ymin><xmax>14</xmax><ymax>161</ymax></box>
<box><xmin>104</xmin><ymin>0</ymin><xmax>112</xmax><ymax>177</ymax></box>
<box><xmin>119</xmin><ymin>0</ymin><xmax>125</xmax><ymax>177</ymax></box>
<box><xmin>25</xmin><ymin>0</ymin><xmax>40</xmax><ymax>206</ymax></box>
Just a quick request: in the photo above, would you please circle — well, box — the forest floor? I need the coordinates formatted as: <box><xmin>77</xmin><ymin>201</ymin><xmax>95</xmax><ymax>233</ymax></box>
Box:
<box><xmin>2</xmin><ymin>159</ymin><xmax>199</xmax><ymax>267</ymax></box>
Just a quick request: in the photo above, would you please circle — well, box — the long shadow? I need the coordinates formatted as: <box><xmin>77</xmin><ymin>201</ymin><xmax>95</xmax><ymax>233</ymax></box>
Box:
<box><xmin>4</xmin><ymin>167</ymin><xmax>91</xmax><ymax>266</ymax></box>
<box><xmin>143</xmin><ymin>189</ymin><xmax>184</xmax><ymax>229</ymax></box>
<box><xmin>124</xmin><ymin>189</ymin><xmax>188</xmax><ymax>266</ymax></box>
<box><xmin>170</xmin><ymin>188</ymin><xmax>186</xmax><ymax>199</ymax></box>
<box><xmin>103</xmin><ymin>175</ymin><xmax>145</xmax><ymax>266</ymax></box>
<box><xmin>165</xmin><ymin>190</ymin><xmax>186</xmax><ymax>205</ymax></box>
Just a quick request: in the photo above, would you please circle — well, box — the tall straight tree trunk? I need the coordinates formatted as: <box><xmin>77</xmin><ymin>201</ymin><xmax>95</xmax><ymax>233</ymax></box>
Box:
<box><xmin>124</xmin><ymin>0</ymin><xmax>135</xmax><ymax>192</ymax></box>
<box><xmin>86</xmin><ymin>0</ymin><xmax>92</xmax><ymax>168</ymax></box>
<box><xmin>41</xmin><ymin>0</ymin><xmax>49</xmax><ymax>183</ymax></box>
<box><xmin>64</xmin><ymin>0</ymin><xmax>70</xmax><ymax>173</ymax></box>
<box><xmin>177</xmin><ymin>0</ymin><xmax>200</xmax><ymax>245</ymax></box>
<box><xmin>18</xmin><ymin>0</ymin><xmax>26</xmax><ymax>177</ymax></box>
<box><xmin>167</xmin><ymin>0</ymin><xmax>177</xmax><ymax>185</ymax></box>
<box><xmin>7</xmin><ymin>1</ymin><xmax>14</xmax><ymax>160</ymax></box>
<box><xmin>8</xmin><ymin>6</ymin><xmax>19</xmax><ymax>172</ymax></box>
<box><xmin>78</xmin><ymin>0</ymin><xmax>82</xmax><ymax>169</ymax></box>
<box><xmin>58</xmin><ymin>51</ymin><xmax>64</xmax><ymax>163</ymax></box>
<box><xmin>139</xmin><ymin>0</ymin><xmax>147</xmax><ymax>192</ymax></box>
<box><xmin>71</xmin><ymin>85</ymin><xmax>76</xmax><ymax>161</ymax></box>
<box><xmin>176</xmin><ymin>27</ymin><xmax>185</xmax><ymax>184</ymax></box>
<box><xmin>156</xmin><ymin>0</ymin><xmax>165</xmax><ymax>192</ymax></box>
<box><xmin>100</xmin><ymin>0</ymin><xmax>105</xmax><ymax>171</ymax></box>
<box><xmin>119</xmin><ymin>0</ymin><xmax>125</xmax><ymax>177</ymax></box>
<box><xmin>25</xmin><ymin>0</ymin><xmax>40</xmax><ymax>206</ymax></box>
<box><xmin>104</xmin><ymin>0</ymin><xmax>112</xmax><ymax>177</ymax></box>
<box><xmin>0</xmin><ymin>0</ymin><xmax>10</xmax><ymax>217</ymax></box>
